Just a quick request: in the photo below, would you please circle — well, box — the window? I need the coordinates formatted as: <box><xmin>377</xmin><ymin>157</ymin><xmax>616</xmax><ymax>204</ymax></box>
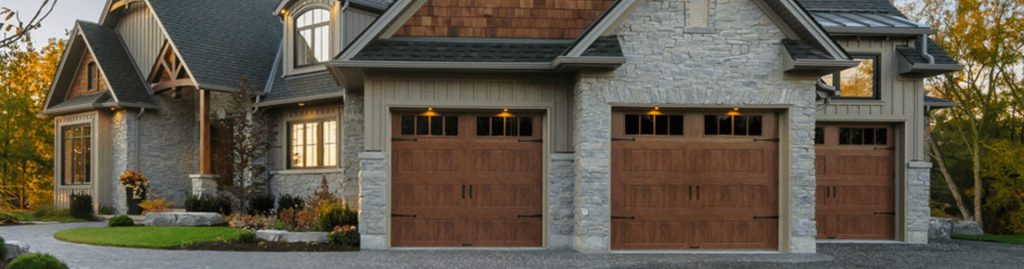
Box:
<box><xmin>400</xmin><ymin>116</ymin><xmax>458</xmax><ymax>136</ymax></box>
<box><xmin>295</xmin><ymin>8</ymin><xmax>331</xmax><ymax>67</ymax></box>
<box><xmin>814</xmin><ymin>127</ymin><xmax>825</xmax><ymax>145</ymax></box>
<box><xmin>624</xmin><ymin>114</ymin><xmax>684</xmax><ymax>136</ymax></box>
<box><xmin>821</xmin><ymin>55</ymin><xmax>879</xmax><ymax>99</ymax></box>
<box><xmin>86</xmin><ymin>62</ymin><xmax>97</xmax><ymax>90</ymax></box>
<box><xmin>477</xmin><ymin>116</ymin><xmax>534</xmax><ymax>137</ymax></box>
<box><xmin>289</xmin><ymin>120</ymin><xmax>338</xmax><ymax>169</ymax></box>
<box><xmin>839</xmin><ymin>127</ymin><xmax>888</xmax><ymax>145</ymax></box>
<box><xmin>704</xmin><ymin>114</ymin><xmax>763</xmax><ymax>136</ymax></box>
<box><xmin>62</xmin><ymin>125</ymin><xmax>91</xmax><ymax>185</ymax></box>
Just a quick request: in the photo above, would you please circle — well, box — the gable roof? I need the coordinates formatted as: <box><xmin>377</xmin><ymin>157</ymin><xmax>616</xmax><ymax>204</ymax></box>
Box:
<box><xmin>42</xmin><ymin>21</ymin><xmax>155</xmax><ymax>116</ymax></box>
<box><xmin>146</xmin><ymin>0</ymin><xmax>281</xmax><ymax>92</ymax></box>
<box><xmin>276</xmin><ymin>0</ymin><xmax>390</xmax><ymax>15</ymax></box>
<box><xmin>794</xmin><ymin>0</ymin><xmax>933</xmax><ymax>36</ymax></box>
<box><xmin>755</xmin><ymin>0</ymin><xmax>859</xmax><ymax>75</ymax></box>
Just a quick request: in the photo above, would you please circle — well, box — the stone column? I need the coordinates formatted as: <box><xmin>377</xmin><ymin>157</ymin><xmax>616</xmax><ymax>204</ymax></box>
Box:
<box><xmin>571</xmin><ymin>79</ymin><xmax>612</xmax><ymax>253</ymax></box>
<box><xmin>109</xmin><ymin>111</ymin><xmax>138</xmax><ymax>214</ymax></box>
<box><xmin>342</xmin><ymin>90</ymin><xmax>365</xmax><ymax>208</ymax></box>
<box><xmin>786</xmin><ymin>105</ymin><xmax>819</xmax><ymax>254</ymax></box>
<box><xmin>906</xmin><ymin>161</ymin><xmax>933</xmax><ymax>244</ymax></box>
<box><xmin>548</xmin><ymin>153</ymin><xmax>576</xmax><ymax>249</ymax></box>
<box><xmin>358</xmin><ymin>152</ymin><xmax>388</xmax><ymax>249</ymax></box>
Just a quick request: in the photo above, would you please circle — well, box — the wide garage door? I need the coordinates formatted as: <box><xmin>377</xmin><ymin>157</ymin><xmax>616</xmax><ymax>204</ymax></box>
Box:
<box><xmin>815</xmin><ymin>125</ymin><xmax>896</xmax><ymax>240</ymax></box>
<box><xmin>611</xmin><ymin>110</ymin><xmax>779</xmax><ymax>250</ymax></box>
<box><xmin>391</xmin><ymin>112</ymin><xmax>543</xmax><ymax>247</ymax></box>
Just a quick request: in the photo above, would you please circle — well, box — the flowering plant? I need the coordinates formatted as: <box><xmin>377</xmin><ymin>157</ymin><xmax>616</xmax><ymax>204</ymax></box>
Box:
<box><xmin>119</xmin><ymin>170</ymin><xmax>149</xmax><ymax>199</ymax></box>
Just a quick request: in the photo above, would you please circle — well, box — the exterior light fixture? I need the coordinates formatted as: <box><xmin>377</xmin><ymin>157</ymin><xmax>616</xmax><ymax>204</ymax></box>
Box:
<box><xmin>497</xmin><ymin>108</ymin><xmax>514</xmax><ymax>118</ymax></box>
<box><xmin>647</xmin><ymin>106</ymin><xmax>663</xmax><ymax>116</ymax></box>
<box><xmin>727</xmin><ymin>107</ymin><xmax>741</xmax><ymax>117</ymax></box>
<box><xmin>421</xmin><ymin>107</ymin><xmax>439</xmax><ymax>117</ymax></box>
<box><xmin>298</xmin><ymin>103</ymin><xmax>305</xmax><ymax>107</ymax></box>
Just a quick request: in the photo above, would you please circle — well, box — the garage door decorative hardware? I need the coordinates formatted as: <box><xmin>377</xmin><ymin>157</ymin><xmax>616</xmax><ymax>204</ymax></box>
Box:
<box><xmin>391</xmin><ymin>213</ymin><xmax>417</xmax><ymax>218</ymax></box>
<box><xmin>873</xmin><ymin>211</ymin><xmax>896</xmax><ymax>216</ymax></box>
<box><xmin>754</xmin><ymin>138</ymin><xmax>781</xmax><ymax>142</ymax></box>
<box><xmin>461</xmin><ymin>185</ymin><xmax>476</xmax><ymax>199</ymax></box>
<box><xmin>517</xmin><ymin>214</ymin><xmax>543</xmax><ymax>219</ymax></box>
<box><xmin>392</xmin><ymin>137</ymin><xmax>417</xmax><ymax>142</ymax></box>
<box><xmin>823</xmin><ymin>186</ymin><xmax>838</xmax><ymax>198</ymax></box>
<box><xmin>753</xmin><ymin>216</ymin><xmax>780</xmax><ymax>220</ymax></box>
<box><xmin>518</xmin><ymin>138</ymin><xmax>543</xmax><ymax>143</ymax></box>
<box><xmin>688</xmin><ymin>185</ymin><xmax>702</xmax><ymax>200</ymax></box>
<box><xmin>611</xmin><ymin>216</ymin><xmax>636</xmax><ymax>220</ymax></box>
<box><xmin>611</xmin><ymin>137</ymin><xmax>636</xmax><ymax>141</ymax></box>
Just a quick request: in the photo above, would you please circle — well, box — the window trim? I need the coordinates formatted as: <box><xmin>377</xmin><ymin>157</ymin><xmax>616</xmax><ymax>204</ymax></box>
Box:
<box><xmin>293</xmin><ymin>7</ymin><xmax>332</xmax><ymax>68</ymax></box>
<box><xmin>61</xmin><ymin>124</ymin><xmax>93</xmax><ymax>186</ymax></box>
<box><xmin>286</xmin><ymin>119</ymin><xmax>339</xmax><ymax>170</ymax></box>
<box><xmin>824</xmin><ymin>54</ymin><xmax>882</xmax><ymax>100</ymax></box>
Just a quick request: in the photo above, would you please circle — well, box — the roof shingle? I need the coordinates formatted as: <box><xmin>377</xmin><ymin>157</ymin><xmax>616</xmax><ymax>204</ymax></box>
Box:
<box><xmin>354</xmin><ymin>38</ymin><xmax>577</xmax><ymax>62</ymax></box>
<box><xmin>78</xmin><ymin>21</ymin><xmax>153</xmax><ymax>105</ymax></box>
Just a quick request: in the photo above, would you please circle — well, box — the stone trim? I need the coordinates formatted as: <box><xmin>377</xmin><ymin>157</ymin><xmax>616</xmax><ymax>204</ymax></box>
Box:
<box><xmin>357</xmin><ymin>151</ymin><xmax>388</xmax><ymax>249</ymax></box>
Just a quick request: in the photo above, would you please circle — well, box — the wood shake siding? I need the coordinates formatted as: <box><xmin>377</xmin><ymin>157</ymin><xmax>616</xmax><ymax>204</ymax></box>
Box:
<box><xmin>67</xmin><ymin>51</ymin><xmax>108</xmax><ymax>99</ymax></box>
<box><xmin>395</xmin><ymin>0</ymin><xmax>616</xmax><ymax>39</ymax></box>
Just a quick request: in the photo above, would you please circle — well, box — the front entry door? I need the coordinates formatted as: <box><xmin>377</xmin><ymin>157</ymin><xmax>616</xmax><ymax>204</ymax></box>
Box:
<box><xmin>391</xmin><ymin>112</ymin><xmax>543</xmax><ymax>247</ymax></box>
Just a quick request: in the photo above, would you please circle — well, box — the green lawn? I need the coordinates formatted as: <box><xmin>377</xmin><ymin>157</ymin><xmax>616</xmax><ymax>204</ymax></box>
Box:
<box><xmin>952</xmin><ymin>234</ymin><xmax>1024</xmax><ymax>245</ymax></box>
<box><xmin>2</xmin><ymin>209</ymin><xmax>89</xmax><ymax>223</ymax></box>
<box><xmin>54</xmin><ymin>227</ymin><xmax>247</xmax><ymax>249</ymax></box>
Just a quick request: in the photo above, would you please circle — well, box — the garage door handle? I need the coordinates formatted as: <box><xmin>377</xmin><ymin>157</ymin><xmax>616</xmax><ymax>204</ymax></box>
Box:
<box><xmin>518</xmin><ymin>214</ymin><xmax>543</xmax><ymax>219</ymax></box>
<box><xmin>612</xmin><ymin>216</ymin><xmax>636</xmax><ymax>220</ymax></box>
<box><xmin>518</xmin><ymin>138</ymin><xmax>543</xmax><ymax>143</ymax></box>
<box><xmin>873</xmin><ymin>212</ymin><xmax>896</xmax><ymax>216</ymax></box>
<box><xmin>754</xmin><ymin>138</ymin><xmax>780</xmax><ymax>142</ymax></box>
<box><xmin>392</xmin><ymin>137</ymin><xmax>418</xmax><ymax>142</ymax></box>
<box><xmin>392</xmin><ymin>213</ymin><xmax>417</xmax><ymax>218</ymax></box>
<box><xmin>753</xmin><ymin>216</ymin><xmax>779</xmax><ymax>220</ymax></box>
<box><xmin>612</xmin><ymin>137</ymin><xmax>636</xmax><ymax>141</ymax></box>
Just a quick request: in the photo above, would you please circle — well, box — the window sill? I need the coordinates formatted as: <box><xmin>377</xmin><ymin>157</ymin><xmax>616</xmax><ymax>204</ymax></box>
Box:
<box><xmin>273</xmin><ymin>168</ymin><xmax>343</xmax><ymax>175</ymax></box>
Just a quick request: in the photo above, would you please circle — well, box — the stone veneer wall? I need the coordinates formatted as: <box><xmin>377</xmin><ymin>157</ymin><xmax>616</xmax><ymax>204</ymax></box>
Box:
<box><xmin>109</xmin><ymin>111</ymin><xmax>135</xmax><ymax>214</ymax></box>
<box><xmin>358</xmin><ymin>152</ymin><xmax>388</xmax><ymax>249</ymax></box>
<box><xmin>572</xmin><ymin>0</ymin><xmax>819</xmax><ymax>253</ymax></box>
<box><xmin>906</xmin><ymin>162</ymin><xmax>932</xmax><ymax>244</ymax></box>
<box><xmin>342</xmin><ymin>90</ymin><xmax>365</xmax><ymax>207</ymax></box>
<box><xmin>548</xmin><ymin>153</ymin><xmax>576</xmax><ymax>248</ymax></box>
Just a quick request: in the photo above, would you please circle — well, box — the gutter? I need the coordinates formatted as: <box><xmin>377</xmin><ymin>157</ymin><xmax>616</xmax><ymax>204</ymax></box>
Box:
<box><xmin>255</xmin><ymin>92</ymin><xmax>346</xmax><ymax>108</ymax></box>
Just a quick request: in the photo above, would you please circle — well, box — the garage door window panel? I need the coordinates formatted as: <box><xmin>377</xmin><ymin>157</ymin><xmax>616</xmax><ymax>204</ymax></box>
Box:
<box><xmin>623</xmin><ymin>114</ymin><xmax>684</xmax><ymax>136</ymax></box>
<box><xmin>704</xmin><ymin>115</ymin><xmax>763</xmax><ymax>136</ymax></box>
<box><xmin>476</xmin><ymin>116</ymin><xmax>535</xmax><ymax>137</ymax></box>
<box><xmin>399</xmin><ymin>115</ymin><xmax>458</xmax><ymax>137</ymax></box>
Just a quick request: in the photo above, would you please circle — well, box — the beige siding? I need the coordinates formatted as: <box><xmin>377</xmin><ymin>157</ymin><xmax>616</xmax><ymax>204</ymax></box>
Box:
<box><xmin>364</xmin><ymin>72</ymin><xmax>574</xmax><ymax>152</ymax></box>
<box><xmin>817</xmin><ymin>38</ymin><xmax>928</xmax><ymax>161</ymax></box>
<box><xmin>53</xmin><ymin>111</ymin><xmax>111</xmax><ymax>211</ymax></box>
<box><xmin>343</xmin><ymin>8</ymin><xmax>377</xmax><ymax>48</ymax></box>
<box><xmin>115</xmin><ymin>3</ymin><xmax>165</xmax><ymax>77</ymax></box>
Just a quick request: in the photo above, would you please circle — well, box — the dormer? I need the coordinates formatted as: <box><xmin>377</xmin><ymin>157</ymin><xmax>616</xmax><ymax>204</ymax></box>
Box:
<box><xmin>278</xmin><ymin>0</ymin><xmax>383</xmax><ymax>76</ymax></box>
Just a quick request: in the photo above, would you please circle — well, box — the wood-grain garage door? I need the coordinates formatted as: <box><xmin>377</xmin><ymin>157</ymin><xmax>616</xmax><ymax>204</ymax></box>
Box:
<box><xmin>391</xmin><ymin>112</ymin><xmax>543</xmax><ymax>247</ymax></box>
<box><xmin>611</xmin><ymin>111</ymin><xmax>780</xmax><ymax>250</ymax></box>
<box><xmin>815</xmin><ymin>125</ymin><xmax>896</xmax><ymax>240</ymax></box>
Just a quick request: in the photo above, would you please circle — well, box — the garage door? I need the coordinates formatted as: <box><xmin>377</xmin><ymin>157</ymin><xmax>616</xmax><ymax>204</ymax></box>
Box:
<box><xmin>611</xmin><ymin>110</ymin><xmax>779</xmax><ymax>250</ymax></box>
<box><xmin>391</xmin><ymin>112</ymin><xmax>543</xmax><ymax>247</ymax></box>
<box><xmin>815</xmin><ymin>125</ymin><xmax>896</xmax><ymax>240</ymax></box>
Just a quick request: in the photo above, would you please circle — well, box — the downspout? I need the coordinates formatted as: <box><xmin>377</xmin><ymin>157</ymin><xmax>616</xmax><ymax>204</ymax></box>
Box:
<box><xmin>920</xmin><ymin>35</ymin><xmax>935</xmax><ymax>64</ymax></box>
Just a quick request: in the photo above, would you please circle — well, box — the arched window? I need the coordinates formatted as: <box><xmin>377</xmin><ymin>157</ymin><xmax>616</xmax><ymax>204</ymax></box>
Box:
<box><xmin>295</xmin><ymin>8</ymin><xmax>331</xmax><ymax>67</ymax></box>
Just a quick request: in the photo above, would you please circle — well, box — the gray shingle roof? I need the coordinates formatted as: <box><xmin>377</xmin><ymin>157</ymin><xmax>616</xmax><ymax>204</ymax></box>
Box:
<box><xmin>795</xmin><ymin>0</ymin><xmax>904</xmax><ymax>15</ymax></box>
<box><xmin>897</xmin><ymin>38</ymin><xmax>959</xmax><ymax>66</ymax></box>
<box><xmin>926</xmin><ymin>95</ymin><xmax>956</xmax><ymax>108</ymax></box>
<box><xmin>782</xmin><ymin>39</ymin><xmax>832</xmax><ymax>60</ymax></box>
<box><xmin>795</xmin><ymin>0</ymin><xmax>931</xmax><ymax>36</ymax></box>
<box><xmin>582</xmin><ymin>36</ymin><xmax>624</xmax><ymax>57</ymax></box>
<box><xmin>148</xmin><ymin>0</ymin><xmax>281</xmax><ymax>92</ymax></box>
<box><xmin>353</xmin><ymin>38</ymin><xmax>576</xmax><ymax>62</ymax></box>
<box><xmin>264</xmin><ymin>67</ymin><xmax>343</xmax><ymax>103</ymax></box>
<box><xmin>46</xmin><ymin>92</ymin><xmax>111</xmax><ymax>112</ymax></box>
<box><xmin>78</xmin><ymin>21</ymin><xmax>153</xmax><ymax>105</ymax></box>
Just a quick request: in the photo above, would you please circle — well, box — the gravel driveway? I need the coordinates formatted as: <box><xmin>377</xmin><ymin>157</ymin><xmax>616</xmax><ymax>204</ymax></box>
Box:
<box><xmin>2</xmin><ymin>223</ymin><xmax>1021</xmax><ymax>269</ymax></box>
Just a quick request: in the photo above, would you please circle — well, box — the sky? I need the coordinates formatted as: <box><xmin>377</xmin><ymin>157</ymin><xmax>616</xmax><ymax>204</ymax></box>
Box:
<box><xmin>3</xmin><ymin>0</ymin><xmax>104</xmax><ymax>43</ymax></box>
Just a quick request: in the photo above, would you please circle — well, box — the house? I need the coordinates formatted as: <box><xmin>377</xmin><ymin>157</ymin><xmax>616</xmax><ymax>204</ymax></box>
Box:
<box><xmin>39</xmin><ymin>0</ymin><xmax>961</xmax><ymax>253</ymax></box>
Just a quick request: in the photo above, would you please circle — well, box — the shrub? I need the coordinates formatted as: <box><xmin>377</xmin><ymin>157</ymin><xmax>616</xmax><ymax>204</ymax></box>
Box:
<box><xmin>328</xmin><ymin>225</ymin><xmax>359</xmax><ymax>247</ymax></box>
<box><xmin>185</xmin><ymin>195</ymin><xmax>232</xmax><ymax>215</ymax></box>
<box><xmin>318</xmin><ymin>202</ymin><xmax>357</xmax><ymax>232</ymax></box>
<box><xmin>7</xmin><ymin>253</ymin><xmax>68</xmax><ymax>269</ymax></box>
<box><xmin>30</xmin><ymin>207</ymin><xmax>74</xmax><ymax>222</ymax></box>
<box><xmin>278</xmin><ymin>208</ymin><xmax>318</xmax><ymax>231</ymax></box>
<box><xmin>277</xmin><ymin>194</ymin><xmax>305</xmax><ymax>211</ymax></box>
<box><xmin>0</xmin><ymin>211</ymin><xmax>18</xmax><ymax>225</ymax></box>
<box><xmin>139</xmin><ymin>199</ymin><xmax>172</xmax><ymax>214</ymax></box>
<box><xmin>98</xmin><ymin>206</ymin><xmax>114</xmax><ymax>215</ymax></box>
<box><xmin>227</xmin><ymin>214</ymin><xmax>276</xmax><ymax>230</ymax></box>
<box><xmin>238</xmin><ymin>231</ymin><xmax>257</xmax><ymax>243</ymax></box>
<box><xmin>249</xmin><ymin>195</ymin><xmax>275</xmax><ymax>216</ymax></box>
<box><xmin>69</xmin><ymin>193</ymin><xmax>94</xmax><ymax>220</ymax></box>
<box><xmin>108</xmin><ymin>215</ymin><xmax>134</xmax><ymax>227</ymax></box>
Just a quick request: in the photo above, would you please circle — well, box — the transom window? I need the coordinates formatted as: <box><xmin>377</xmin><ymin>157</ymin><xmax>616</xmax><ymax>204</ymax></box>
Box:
<box><xmin>295</xmin><ymin>8</ymin><xmax>331</xmax><ymax>67</ymax></box>
<box><xmin>400</xmin><ymin>115</ymin><xmax>458</xmax><ymax>136</ymax></box>
<box><xmin>822</xmin><ymin>55</ymin><xmax>879</xmax><ymax>99</ymax></box>
<box><xmin>839</xmin><ymin>127</ymin><xmax>888</xmax><ymax>145</ymax></box>
<box><xmin>477</xmin><ymin>116</ymin><xmax>534</xmax><ymax>137</ymax></box>
<box><xmin>704</xmin><ymin>114</ymin><xmax>763</xmax><ymax>136</ymax></box>
<box><xmin>62</xmin><ymin>125</ymin><xmax>92</xmax><ymax>185</ymax></box>
<box><xmin>289</xmin><ymin>120</ymin><xmax>338</xmax><ymax>169</ymax></box>
<box><xmin>624</xmin><ymin>114</ymin><xmax>684</xmax><ymax>136</ymax></box>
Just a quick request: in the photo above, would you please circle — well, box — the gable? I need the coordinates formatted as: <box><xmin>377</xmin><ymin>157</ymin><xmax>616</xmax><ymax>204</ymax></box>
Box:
<box><xmin>66</xmin><ymin>51</ymin><xmax>109</xmax><ymax>100</ymax></box>
<box><xmin>394</xmin><ymin>0</ymin><xmax>617</xmax><ymax>39</ymax></box>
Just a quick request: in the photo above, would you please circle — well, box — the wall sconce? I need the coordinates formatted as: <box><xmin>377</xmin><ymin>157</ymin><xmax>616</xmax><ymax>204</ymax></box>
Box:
<box><xmin>298</xmin><ymin>103</ymin><xmax>306</xmax><ymax>107</ymax></box>
<box><xmin>497</xmin><ymin>108</ymin><xmax>514</xmax><ymax>118</ymax></box>
<box><xmin>727</xmin><ymin>107</ymin><xmax>741</xmax><ymax>117</ymax></box>
<box><xmin>647</xmin><ymin>106</ymin><xmax>663</xmax><ymax>116</ymax></box>
<box><xmin>421</xmin><ymin>107</ymin><xmax>439</xmax><ymax>117</ymax></box>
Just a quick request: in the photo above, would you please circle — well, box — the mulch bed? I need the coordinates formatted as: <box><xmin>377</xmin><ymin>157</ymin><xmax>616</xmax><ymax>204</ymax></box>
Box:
<box><xmin>184</xmin><ymin>241</ymin><xmax>359</xmax><ymax>252</ymax></box>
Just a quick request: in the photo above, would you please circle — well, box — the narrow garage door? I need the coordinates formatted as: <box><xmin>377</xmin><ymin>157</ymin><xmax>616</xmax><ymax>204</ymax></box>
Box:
<box><xmin>815</xmin><ymin>125</ymin><xmax>896</xmax><ymax>240</ymax></box>
<box><xmin>391</xmin><ymin>113</ymin><xmax>543</xmax><ymax>247</ymax></box>
<box><xmin>611</xmin><ymin>111</ymin><xmax>779</xmax><ymax>250</ymax></box>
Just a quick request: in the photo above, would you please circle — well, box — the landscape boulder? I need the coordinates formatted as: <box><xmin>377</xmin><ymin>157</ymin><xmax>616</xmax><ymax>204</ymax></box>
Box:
<box><xmin>929</xmin><ymin>218</ymin><xmax>953</xmax><ymax>240</ymax></box>
<box><xmin>4</xmin><ymin>240</ymin><xmax>29</xmax><ymax>260</ymax></box>
<box><xmin>951</xmin><ymin>220</ymin><xmax>984</xmax><ymax>236</ymax></box>
<box><xmin>144</xmin><ymin>212</ymin><xmax>224</xmax><ymax>227</ymax></box>
<box><xmin>255</xmin><ymin>230</ymin><xmax>329</xmax><ymax>244</ymax></box>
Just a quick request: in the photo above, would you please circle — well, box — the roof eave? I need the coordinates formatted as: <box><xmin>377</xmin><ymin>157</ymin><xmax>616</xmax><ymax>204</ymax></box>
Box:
<box><xmin>785</xmin><ymin>59</ymin><xmax>861</xmax><ymax>76</ymax></box>
<box><xmin>39</xmin><ymin>101</ymin><xmax>157</xmax><ymax>117</ymax></box>
<box><xmin>256</xmin><ymin>92</ymin><xmax>346</xmax><ymax>108</ymax></box>
<box><xmin>824</xmin><ymin>27</ymin><xmax>937</xmax><ymax>37</ymax></box>
<box><xmin>901</xmin><ymin>63</ymin><xmax>964</xmax><ymax>78</ymax></box>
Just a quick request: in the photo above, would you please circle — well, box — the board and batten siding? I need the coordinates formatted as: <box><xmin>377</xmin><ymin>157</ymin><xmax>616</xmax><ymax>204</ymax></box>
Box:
<box><xmin>342</xmin><ymin>8</ymin><xmax>377</xmax><ymax>48</ymax></box>
<box><xmin>816</xmin><ymin>38</ymin><xmax>927</xmax><ymax>160</ymax></box>
<box><xmin>114</xmin><ymin>3</ymin><xmax>165</xmax><ymax>77</ymax></box>
<box><xmin>363</xmin><ymin>72</ymin><xmax>575</xmax><ymax>153</ymax></box>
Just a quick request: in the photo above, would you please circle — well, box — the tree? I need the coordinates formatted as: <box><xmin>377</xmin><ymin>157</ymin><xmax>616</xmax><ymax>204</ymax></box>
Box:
<box><xmin>217</xmin><ymin>79</ymin><xmax>274</xmax><ymax>214</ymax></box>
<box><xmin>0</xmin><ymin>38</ymin><xmax>63</xmax><ymax>209</ymax></box>
<box><xmin>0</xmin><ymin>0</ymin><xmax>58</xmax><ymax>48</ymax></box>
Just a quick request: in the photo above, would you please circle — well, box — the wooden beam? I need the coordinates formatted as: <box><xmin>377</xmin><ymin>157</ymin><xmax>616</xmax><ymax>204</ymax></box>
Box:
<box><xmin>199</xmin><ymin>89</ymin><xmax>212</xmax><ymax>175</ymax></box>
<box><xmin>152</xmin><ymin>78</ymin><xmax>194</xmax><ymax>93</ymax></box>
<box><xmin>110</xmin><ymin>0</ymin><xmax>128</xmax><ymax>12</ymax></box>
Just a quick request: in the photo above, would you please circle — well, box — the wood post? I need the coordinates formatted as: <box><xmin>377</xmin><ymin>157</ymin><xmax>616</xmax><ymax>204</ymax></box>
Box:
<box><xmin>199</xmin><ymin>89</ymin><xmax>212</xmax><ymax>175</ymax></box>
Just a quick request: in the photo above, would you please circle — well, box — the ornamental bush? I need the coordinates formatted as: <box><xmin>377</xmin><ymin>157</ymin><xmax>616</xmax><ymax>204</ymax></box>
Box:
<box><xmin>1</xmin><ymin>235</ymin><xmax>7</xmax><ymax>261</ymax></box>
<box><xmin>7</xmin><ymin>253</ymin><xmax>68</xmax><ymax>269</ymax></box>
<box><xmin>277</xmin><ymin>194</ymin><xmax>305</xmax><ymax>211</ymax></box>
<box><xmin>68</xmin><ymin>193</ymin><xmax>94</xmax><ymax>220</ymax></box>
<box><xmin>108</xmin><ymin>215</ymin><xmax>134</xmax><ymax>227</ymax></box>
<box><xmin>249</xmin><ymin>195</ymin><xmax>275</xmax><ymax>216</ymax></box>
<box><xmin>185</xmin><ymin>195</ymin><xmax>232</xmax><ymax>215</ymax></box>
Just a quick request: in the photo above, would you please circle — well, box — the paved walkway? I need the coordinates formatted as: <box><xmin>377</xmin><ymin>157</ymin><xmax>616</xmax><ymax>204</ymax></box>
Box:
<box><xmin>2</xmin><ymin>223</ymin><xmax>1022</xmax><ymax>269</ymax></box>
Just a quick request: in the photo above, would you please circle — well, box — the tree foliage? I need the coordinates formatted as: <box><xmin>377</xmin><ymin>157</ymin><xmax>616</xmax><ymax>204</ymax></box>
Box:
<box><xmin>0</xmin><ymin>38</ymin><xmax>63</xmax><ymax>209</ymax></box>
<box><xmin>903</xmin><ymin>0</ymin><xmax>1024</xmax><ymax>234</ymax></box>
<box><xmin>0</xmin><ymin>1</ymin><xmax>58</xmax><ymax>49</ymax></box>
<box><xmin>217</xmin><ymin>79</ymin><xmax>274</xmax><ymax>214</ymax></box>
